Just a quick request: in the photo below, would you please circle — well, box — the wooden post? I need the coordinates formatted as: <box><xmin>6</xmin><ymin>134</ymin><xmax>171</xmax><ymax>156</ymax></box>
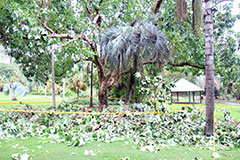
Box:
<box><xmin>177</xmin><ymin>92</ymin><xmax>179</xmax><ymax>102</ymax></box>
<box><xmin>193</xmin><ymin>92</ymin><xmax>195</xmax><ymax>103</ymax></box>
<box><xmin>200</xmin><ymin>91</ymin><xmax>202</xmax><ymax>103</ymax></box>
<box><xmin>188</xmin><ymin>92</ymin><xmax>191</xmax><ymax>104</ymax></box>
<box><xmin>89</xmin><ymin>62</ymin><xmax>93</xmax><ymax>107</ymax></box>
<box><xmin>51</xmin><ymin>49</ymin><xmax>56</xmax><ymax>108</ymax></box>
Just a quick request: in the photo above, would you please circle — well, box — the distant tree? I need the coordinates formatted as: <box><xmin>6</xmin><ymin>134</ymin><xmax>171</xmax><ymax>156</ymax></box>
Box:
<box><xmin>0</xmin><ymin>63</ymin><xmax>27</xmax><ymax>84</ymax></box>
<box><xmin>3</xmin><ymin>82</ymin><xmax>29</xmax><ymax>101</ymax></box>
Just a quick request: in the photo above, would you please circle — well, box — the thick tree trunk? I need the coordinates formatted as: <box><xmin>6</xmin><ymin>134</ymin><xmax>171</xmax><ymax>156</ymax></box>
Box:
<box><xmin>51</xmin><ymin>50</ymin><xmax>56</xmax><ymax>109</ymax></box>
<box><xmin>124</xmin><ymin>72</ymin><xmax>135</xmax><ymax>105</ymax></box>
<box><xmin>204</xmin><ymin>0</ymin><xmax>215</xmax><ymax>136</ymax></box>
<box><xmin>98</xmin><ymin>79</ymin><xmax>114</xmax><ymax>111</ymax></box>
<box><xmin>98</xmin><ymin>86</ymin><xmax>109</xmax><ymax>111</ymax></box>
<box><xmin>98</xmin><ymin>70</ymin><xmax>117</xmax><ymax>111</ymax></box>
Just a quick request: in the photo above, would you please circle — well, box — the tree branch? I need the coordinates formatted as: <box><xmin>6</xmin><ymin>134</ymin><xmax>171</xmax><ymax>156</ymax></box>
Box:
<box><xmin>154</xmin><ymin>0</ymin><xmax>163</xmax><ymax>14</ymax></box>
<box><xmin>47</xmin><ymin>33</ymin><xmax>97</xmax><ymax>51</ymax></box>
<box><xmin>95</xmin><ymin>0</ymin><xmax>103</xmax><ymax>27</ymax></box>
<box><xmin>121</xmin><ymin>68</ymin><xmax>132</xmax><ymax>75</ymax></box>
<box><xmin>94</xmin><ymin>55</ymin><xmax>105</xmax><ymax>78</ymax></box>
<box><xmin>142</xmin><ymin>60</ymin><xmax>204</xmax><ymax>69</ymax></box>
<box><xmin>51</xmin><ymin>38</ymin><xmax>78</xmax><ymax>53</ymax></box>
<box><xmin>38</xmin><ymin>18</ymin><xmax>55</xmax><ymax>34</ymax></box>
<box><xmin>46</xmin><ymin>0</ymin><xmax>51</xmax><ymax>7</ymax></box>
<box><xmin>142</xmin><ymin>60</ymin><xmax>158</xmax><ymax>65</ymax></box>
<box><xmin>56</xmin><ymin>58</ymin><xmax>83</xmax><ymax>77</ymax></box>
<box><xmin>168</xmin><ymin>62</ymin><xmax>204</xmax><ymax>69</ymax></box>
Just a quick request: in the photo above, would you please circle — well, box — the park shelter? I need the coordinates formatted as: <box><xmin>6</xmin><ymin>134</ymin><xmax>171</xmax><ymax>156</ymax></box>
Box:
<box><xmin>171</xmin><ymin>78</ymin><xmax>204</xmax><ymax>104</ymax></box>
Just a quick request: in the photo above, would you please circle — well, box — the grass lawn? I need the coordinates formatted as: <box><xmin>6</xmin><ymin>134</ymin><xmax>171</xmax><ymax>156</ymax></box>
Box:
<box><xmin>168</xmin><ymin>103</ymin><xmax>240</xmax><ymax>121</ymax></box>
<box><xmin>0</xmin><ymin>94</ymin><xmax>240</xmax><ymax>159</ymax></box>
<box><xmin>0</xmin><ymin>137</ymin><xmax>239</xmax><ymax>160</ymax></box>
<box><xmin>1</xmin><ymin>92</ymin><xmax>239</xmax><ymax>120</ymax></box>
<box><xmin>0</xmin><ymin>92</ymin><xmax>63</xmax><ymax>103</ymax></box>
<box><xmin>231</xmin><ymin>100</ymin><xmax>240</xmax><ymax>103</ymax></box>
<box><xmin>0</xmin><ymin>92</ymin><xmax>65</xmax><ymax>109</ymax></box>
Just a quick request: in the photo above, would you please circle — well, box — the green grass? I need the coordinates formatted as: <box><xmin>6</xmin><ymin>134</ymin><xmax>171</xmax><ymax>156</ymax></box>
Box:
<box><xmin>0</xmin><ymin>92</ymin><xmax>62</xmax><ymax>102</ymax></box>
<box><xmin>0</xmin><ymin>92</ymin><xmax>66</xmax><ymax>109</ymax></box>
<box><xmin>231</xmin><ymin>100</ymin><xmax>240</xmax><ymax>103</ymax></box>
<box><xmin>1</xmin><ymin>92</ymin><xmax>239</xmax><ymax>120</ymax></box>
<box><xmin>168</xmin><ymin>102</ymin><xmax>240</xmax><ymax>121</ymax></box>
<box><xmin>1</xmin><ymin>94</ymin><xmax>240</xmax><ymax>159</ymax></box>
<box><xmin>0</xmin><ymin>137</ymin><xmax>239</xmax><ymax>160</ymax></box>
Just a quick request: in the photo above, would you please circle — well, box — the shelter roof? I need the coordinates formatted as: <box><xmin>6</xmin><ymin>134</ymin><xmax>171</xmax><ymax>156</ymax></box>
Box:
<box><xmin>171</xmin><ymin>78</ymin><xmax>204</xmax><ymax>92</ymax></box>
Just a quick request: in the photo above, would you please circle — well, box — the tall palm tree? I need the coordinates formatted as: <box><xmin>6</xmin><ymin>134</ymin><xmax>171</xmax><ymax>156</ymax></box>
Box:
<box><xmin>100</xmin><ymin>22</ymin><xmax>170</xmax><ymax>105</ymax></box>
<box><xmin>204</xmin><ymin>0</ymin><xmax>215</xmax><ymax>136</ymax></box>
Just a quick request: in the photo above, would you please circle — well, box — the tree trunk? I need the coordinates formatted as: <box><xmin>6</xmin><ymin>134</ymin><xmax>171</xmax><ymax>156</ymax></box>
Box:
<box><xmin>63</xmin><ymin>78</ymin><xmax>65</xmax><ymax>99</ymax></box>
<box><xmin>45</xmin><ymin>85</ymin><xmax>47</xmax><ymax>97</ymax></box>
<box><xmin>51</xmin><ymin>50</ymin><xmax>56</xmax><ymax>108</ymax></box>
<box><xmin>125</xmin><ymin>55</ymin><xmax>138</xmax><ymax>105</ymax></box>
<box><xmin>10</xmin><ymin>57</ymin><xmax>12</xmax><ymax>64</ymax></box>
<box><xmin>76</xmin><ymin>89</ymin><xmax>79</xmax><ymax>99</ymax></box>
<box><xmin>204</xmin><ymin>0</ymin><xmax>215</xmax><ymax>136</ymax></box>
<box><xmin>124</xmin><ymin>72</ymin><xmax>135</xmax><ymax>105</ymax></box>
<box><xmin>12</xmin><ymin>96</ymin><xmax>17</xmax><ymax>101</ymax></box>
<box><xmin>76</xmin><ymin>80</ymin><xmax>79</xmax><ymax>99</ymax></box>
<box><xmin>98</xmin><ymin>71</ymin><xmax>116</xmax><ymax>111</ymax></box>
<box><xmin>232</xmin><ymin>89</ymin><xmax>240</xmax><ymax>100</ymax></box>
<box><xmin>90</xmin><ymin>62</ymin><xmax>94</xmax><ymax>107</ymax></box>
<box><xmin>236</xmin><ymin>95</ymin><xmax>240</xmax><ymax>100</ymax></box>
<box><xmin>98</xmin><ymin>85</ymin><xmax>109</xmax><ymax>111</ymax></box>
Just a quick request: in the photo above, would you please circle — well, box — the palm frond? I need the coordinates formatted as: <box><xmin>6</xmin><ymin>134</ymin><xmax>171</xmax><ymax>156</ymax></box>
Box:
<box><xmin>100</xmin><ymin>23</ymin><xmax>170</xmax><ymax>69</ymax></box>
<box><xmin>3</xmin><ymin>82</ymin><xmax>29</xmax><ymax>97</ymax></box>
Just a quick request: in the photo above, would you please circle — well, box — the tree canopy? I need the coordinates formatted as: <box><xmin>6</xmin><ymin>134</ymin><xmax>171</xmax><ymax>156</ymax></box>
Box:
<box><xmin>0</xmin><ymin>0</ymin><xmax>239</xmax><ymax>104</ymax></box>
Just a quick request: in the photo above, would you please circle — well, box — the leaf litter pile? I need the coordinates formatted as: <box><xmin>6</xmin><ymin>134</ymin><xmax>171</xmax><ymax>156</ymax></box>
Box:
<box><xmin>0</xmin><ymin>102</ymin><xmax>239</xmax><ymax>156</ymax></box>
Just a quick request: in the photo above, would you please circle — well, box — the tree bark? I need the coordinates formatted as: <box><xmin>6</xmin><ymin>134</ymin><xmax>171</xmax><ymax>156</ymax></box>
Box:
<box><xmin>124</xmin><ymin>72</ymin><xmax>135</xmax><ymax>105</ymax></box>
<box><xmin>154</xmin><ymin>0</ymin><xmax>164</xmax><ymax>14</ymax></box>
<box><xmin>124</xmin><ymin>55</ymin><xmax>138</xmax><ymax>105</ymax></box>
<box><xmin>204</xmin><ymin>0</ymin><xmax>215</xmax><ymax>136</ymax></box>
<box><xmin>51</xmin><ymin>50</ymin><xmax>56</xmax><ymax>108</ymax></box>
<box><xmin>98</xmin><ymin>78</ymin><xmax>113</xmax><ymax>111</ymax></box>
<box><xmin>232</xmin><ymin>89</ymin><xmax>240</xmax><ymax>100</ymax></box>
<box><xmin>98</xmin><ymin>85</ymin><xmax>109</xmax><ymax>111</ymax></box>
<box><xmin>97</xmin><ymin>66</ymin><xmax>119</xmax><ymax>111</ymax></box>
<box><xmin>236</xmin><ymin>95</ymin><xmax>240</xmax><ymax>100</ymax></box>
<box><xmin>63</xmin><ymin>78</ymin><xmax>65</xmax><ymax>99</ymax></box>
<box><xmin>90</xmin><ymin>62</ymin><xmax>94</xmax><ymax>107</ymax></box>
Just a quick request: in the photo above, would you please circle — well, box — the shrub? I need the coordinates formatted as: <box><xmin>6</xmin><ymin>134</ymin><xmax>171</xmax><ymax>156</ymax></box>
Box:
<box><xmin>30</xmin><ymin>92</ymin><xmax>52</xmax><ymax>96</ymax></box>
<box><xmin>60</xmin><ymin>90</ymin><xmax>77</xmax><ymax>98</ymax></box>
